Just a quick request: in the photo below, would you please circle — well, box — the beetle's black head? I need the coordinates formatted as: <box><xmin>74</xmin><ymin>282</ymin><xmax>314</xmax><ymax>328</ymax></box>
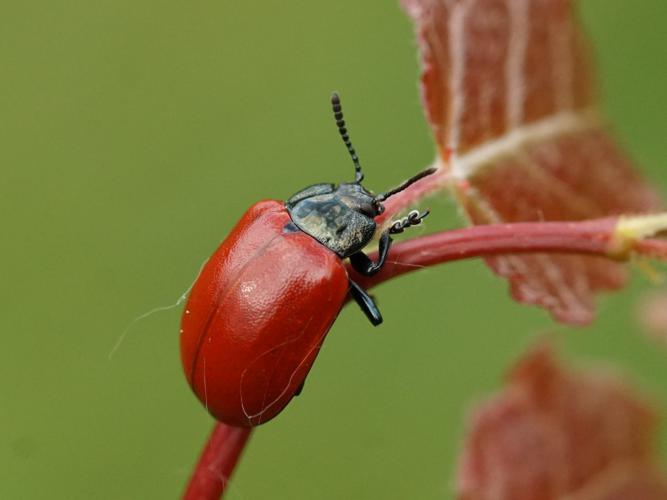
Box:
<box><xmin>335</xmin><ymin>182</ymin><xmax>384</xmax><ymax>217</ymax></box>
<box><xmin>285</xmin><ymin>93</ymin><xmax>436</xmax><ymax>258</ymax></box>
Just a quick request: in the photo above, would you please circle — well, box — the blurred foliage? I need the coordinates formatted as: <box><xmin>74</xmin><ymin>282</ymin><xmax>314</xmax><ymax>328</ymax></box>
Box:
<box><xmin>1</xmin><ymin>1</ymin><xmax>666</xmax><ymax>499</ymax></box>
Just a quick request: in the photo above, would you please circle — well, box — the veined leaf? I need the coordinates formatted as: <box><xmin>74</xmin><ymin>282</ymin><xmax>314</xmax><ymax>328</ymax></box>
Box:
<box><xmin>457</xmin><ymin>343</ymin><xmax>667</xmax><ymax>499</ymax></box>
<box><xmin>400</xmin><ymin>0</ymin><xmax>662</xmax><ymax>323</ymax></box>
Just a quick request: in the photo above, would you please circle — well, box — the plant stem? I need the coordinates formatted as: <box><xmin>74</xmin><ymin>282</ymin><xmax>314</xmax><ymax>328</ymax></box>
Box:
<box><xmin>184</xmin><ymin>215</ymin><xmax>667</xmax><ymax>499</ymax></box>
<box><xmin>347</xmin><ymin>217</ymin><xmax>667</xmax><ymax>289</ymax></box>
<box><xmin>182</xmin><ymin>423</ymin><xmax>252</xmax><ymax>500</ymax></box>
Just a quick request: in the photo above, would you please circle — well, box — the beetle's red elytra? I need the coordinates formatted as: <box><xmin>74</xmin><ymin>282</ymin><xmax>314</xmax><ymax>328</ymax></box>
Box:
<box><xmin>181</xmin><ymin>200</ymin><xmax>349</xmax><ymax>427</ymax></box>
<box><xmin>180</xmin><ymin>94</ymin><xmax>435</xmax><ymax>427</ymax></box>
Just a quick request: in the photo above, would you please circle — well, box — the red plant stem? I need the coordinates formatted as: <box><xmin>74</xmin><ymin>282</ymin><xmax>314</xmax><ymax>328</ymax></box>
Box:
<box><xmin>348</xmin><ymin>217</ymin><xmax>667</xmax><ymax>291</ymax></box>
<box><xmin>182</xmin><ymin>424</ymin><xmax>252</xmax><ymax>500</ymax></box>
<box><xmin>184</xmin><ymin>216</ymin><xmax>667</xmax><ymax>499</ymax></box>
<box><xmin>377</xmin><ymin>167</ymin><xmax>447</xmax><ymax>224</ymax></box>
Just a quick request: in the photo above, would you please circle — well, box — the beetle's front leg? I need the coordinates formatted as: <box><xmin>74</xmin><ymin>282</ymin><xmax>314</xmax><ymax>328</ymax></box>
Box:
<box><xmin>349</xmin><ymin>231</ymin><xmax>391</xmax><ymax>277</ymax></box>
<box><xmin>349</xmin><ymin>209</ymin><xmax>430</xmax><ymax>277</ymax></box>
<box><xmin>388</xmin><ymin>209</ymin><xmax>430</xmax><ymax>235</ymax></box>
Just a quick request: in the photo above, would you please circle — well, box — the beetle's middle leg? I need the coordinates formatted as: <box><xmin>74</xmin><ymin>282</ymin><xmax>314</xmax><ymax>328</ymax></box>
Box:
<box><xmin>348</xmin><ymin>279</ymin><xmax>382</xmax><ymax>326</ymax></box>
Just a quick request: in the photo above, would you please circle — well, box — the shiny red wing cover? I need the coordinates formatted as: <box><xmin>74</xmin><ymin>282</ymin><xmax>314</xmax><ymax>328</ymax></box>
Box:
<box><xmin>180</xmin><ymin>201</ymin><xmax>349</xmax><ymax>426</ymax></box>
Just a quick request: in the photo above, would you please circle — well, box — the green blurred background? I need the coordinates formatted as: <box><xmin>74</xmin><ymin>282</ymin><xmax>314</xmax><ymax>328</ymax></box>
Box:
<box><xmin>2</xmin><ymin>1</ymin><xmax>666</xmax><ymax>498</ymax></box>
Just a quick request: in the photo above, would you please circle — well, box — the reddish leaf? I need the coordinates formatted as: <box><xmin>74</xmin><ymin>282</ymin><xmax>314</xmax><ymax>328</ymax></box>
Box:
<box><xmin>401</xmin><ymin>0</ymin><xmax>662</xmax><ymax>324</ymax></box>
<box><xmin>566</xmin><ymin>466</ymin><xmax>667</xmax><ymax>500</ymax></box>
<box><xmin>457</xmin><ymin>343</ymin><xmax>666</xmax><ymax>500</ymax></box>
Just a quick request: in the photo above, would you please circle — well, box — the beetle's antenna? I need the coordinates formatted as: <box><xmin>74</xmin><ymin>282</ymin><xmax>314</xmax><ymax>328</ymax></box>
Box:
<box><xmin>375</xmin><ymin>167</ymin><xmax>437</xmax><ymax>202</ymax></box>
<box><xmin>331</xmin><ymin>92</ymin><xmax>363</xmax><ymax>183</ymax></box>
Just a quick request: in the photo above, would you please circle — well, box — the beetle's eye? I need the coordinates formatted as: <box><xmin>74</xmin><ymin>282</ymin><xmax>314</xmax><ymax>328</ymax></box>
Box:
<box><xmin>374</xmin><ymin>201</ymin><xmax>385</xmax><ymax>215</ymax></box>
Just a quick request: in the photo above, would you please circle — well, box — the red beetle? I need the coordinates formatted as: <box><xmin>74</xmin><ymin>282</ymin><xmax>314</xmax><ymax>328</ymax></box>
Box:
<box><xmin>180</xmin><ymin>94</ymin><xmax>435</xmax><ymax>427</ymax></box>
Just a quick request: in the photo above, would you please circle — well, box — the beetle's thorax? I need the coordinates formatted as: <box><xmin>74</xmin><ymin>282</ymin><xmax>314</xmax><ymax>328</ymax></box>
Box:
<box><xmin>285</xmin><ymin>182</ymin><xmax>383</xmax><ymax>258</ymax></box>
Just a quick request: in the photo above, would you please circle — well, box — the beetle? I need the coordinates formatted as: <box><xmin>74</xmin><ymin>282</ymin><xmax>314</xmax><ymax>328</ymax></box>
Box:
<box><xmin>180</xmin><ymin>93</ymin><xmax>435</xmax><ymax>427</ymax></box>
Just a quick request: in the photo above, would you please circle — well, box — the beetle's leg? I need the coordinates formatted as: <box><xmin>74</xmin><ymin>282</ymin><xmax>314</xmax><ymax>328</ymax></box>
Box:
<box><xmin>388</xmin><ymin>209</ymin><xmax>430</xmax><ymax>235</ymax></box>
<box><xmin>349</xmin><ymin>209</ymin><xmax>430</xmax><ymax>277</ymax></box>
<box><xmin>349</xmin><ymin>279</ymin><xmax>383</xmax><ymax>326</ymax></box>
<box><xmin>349</xmin><ymin>231</ymin><xmax>391</xmax><ymax>276</ymax></box>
